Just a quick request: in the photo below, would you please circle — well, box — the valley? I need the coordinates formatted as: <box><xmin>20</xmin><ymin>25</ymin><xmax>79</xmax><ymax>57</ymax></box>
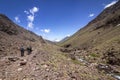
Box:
<box><xmin>0</xmin><ymin>1</ymin><xmax>120</xmax><ymax>80</ymax></box>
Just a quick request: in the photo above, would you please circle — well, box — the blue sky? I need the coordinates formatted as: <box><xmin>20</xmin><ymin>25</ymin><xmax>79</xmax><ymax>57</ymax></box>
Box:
<box><xmin>0</xmin><ymin>0</ymin><xmax>118</xmax><ymax>41</ymax></box>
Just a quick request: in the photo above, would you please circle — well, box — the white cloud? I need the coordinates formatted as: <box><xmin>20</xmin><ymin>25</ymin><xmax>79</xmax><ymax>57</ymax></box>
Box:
<box><xmin>28</xmin><ymin>22</ymin><xmax>34</xmax><ymax>29</ymax></box>
<box><xmin>24</xmin><ymin>10</ymin><xmax>29</xmax><ymax>14</ymax></box>
<box><xmin>14</xmin><ymin>16</ymin><xmax>20</xmax><ymax>23</ymax></box>
<box><xmin>30</xmin><ymin>7</ymin><xmax>39</xmax><ymax>15</ymax></box>
<box><xmin>54</xmin><ymin>39</ymin><xmax>60</xmax><ymax>42</ymax></box>
<box><xmin>41</xmin><ymin>29</ymin><xmax>50</xmax><ymax>33</ymax></box>
<box><xmin>27</xmin><ymin>15</ymin><xmax>34</xmax><ymax>22</ymax></box>
<box><xmin>44</xmin><ymin>29</ymin><xmax>50</xmax><ymax>33</ymax></box>
<box><xmin>25</xmin><ymin>7</ymin><xmax>39</xmax><ymax>29</ymax></box>
<box><xmin>89</xmin><ymin>13</ymin><xmax>95</xmax><ymax>17</ymax></box>
<box><xmin>66</xmin><ymin>34</ymin><xmax>71</xmax><ymax>37</ymax></box>
<box><xmin>104</xmin><ymin>0</ymin><xmax>118</xmax><ymax>9</ymax></box>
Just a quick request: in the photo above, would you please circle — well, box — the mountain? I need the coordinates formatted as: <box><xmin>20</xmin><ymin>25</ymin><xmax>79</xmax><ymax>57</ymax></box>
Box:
<box><xmin>59</xmin><ymin>36</ymin><xmax>70</xmax><ymax>43</ymax></box>
<box><xmin>60</xmin><ymin>0</ymin><xmax>120</xmax><ymax>50</ymax></box>
<box><xmin>0</xmin><ymin>14</ymin><xmax>116</xmax><ymax>80</ymax></box>
<box><xmin>0</xmin><ymin>14</ymin><xmax>45</xmax><ymax>58</ymax></box>
<box><xmin>59</xmin><ymin>1</ymin><xmax>120</xmax><ymax>65</ymax></box>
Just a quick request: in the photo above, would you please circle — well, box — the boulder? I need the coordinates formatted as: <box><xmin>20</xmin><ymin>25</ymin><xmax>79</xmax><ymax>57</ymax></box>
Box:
<box><xmin>17</xmin><ymin>68</ymin><xmax>22</xmax><ymax>71</ymax></box>
<box><xmin>8</xmin><ymin>56</ymin><xmax>19</xmax><ymax>62</ymax></box>
<box><xmin>20</xmin><ymin>60</ymin><xmax>27</xmax><ymax>66</ymax></box>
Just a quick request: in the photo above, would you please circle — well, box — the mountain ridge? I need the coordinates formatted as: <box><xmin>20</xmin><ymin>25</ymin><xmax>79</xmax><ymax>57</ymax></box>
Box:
<box><xmin>59</xmin><ymin>0</ymin><xmax>120</xmax><ymax>66</ymax></box>
<box><xmin>0</xmin><ymin>14</ymin><xmax>46</xmax><ymax>58</ymax></box>
<box><xmin>59</xmin><ymin>0</ymin><xmax>120</xmax><ymax>49</ymax></box>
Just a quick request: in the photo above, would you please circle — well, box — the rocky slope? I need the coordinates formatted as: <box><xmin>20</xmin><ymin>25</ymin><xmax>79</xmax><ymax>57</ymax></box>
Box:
<box><xmin>60</xmin><ymin>0</ymin><xmax>120</xmax><ymax>49</ymax></box>
<box><xmin>0</xmin><ymin>14</ymin><xmax>45</xmax><ymax>58</ymax></box>
<box><xmin>0</xmin><ymin>14</ymin><xmax>116</xmax><ymax>80</ymax></box>
<box><xmin>0</xmin><ymin>44</ymin><xmax>115</xmax><ymax>80</ymax></box>
<box><xmin>59</xmin><ymin>0</ymin><xmax>120</xmax><ymax>66</ymax></box>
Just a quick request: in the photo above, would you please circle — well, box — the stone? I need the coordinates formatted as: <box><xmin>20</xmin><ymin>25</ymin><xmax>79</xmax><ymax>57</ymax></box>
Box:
<box><xmin>42</xmin><ymin>64</ymin><xmax>48</xmax><ymax>68</ymax></box>
<box><xmin>20</xmin><ymin>61</ymin><xmax>27</xmax><ymax>66</ymax></box>
<box><xmin>33</xmin><ymin>67</ymin><xmax>40</xmax><ymax>71</ymax></box>
<box><xmin>17</xmin><ymin>68</ymin><xmax>22</xmax><ymax>71</ymax></box>
<box><xmin>46</xmin><ymin>68</ymin><xmax>49</xmax><ymax>71</ymax></box>
<box><xmin>8</xmin><ymin>57</ymin><xmax>19</xmax><ymax>62</ymax></box>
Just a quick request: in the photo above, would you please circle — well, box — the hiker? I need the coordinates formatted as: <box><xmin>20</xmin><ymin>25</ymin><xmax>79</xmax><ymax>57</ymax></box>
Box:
<box><xmin>26</xmin><ymin>46</ymin><xmax>32</xmax><ymax>55</ymax></box>
<box><xmin>20</xmin><ymin>46</ymin><xmax>25</xmax><ymax>57</ymax></box>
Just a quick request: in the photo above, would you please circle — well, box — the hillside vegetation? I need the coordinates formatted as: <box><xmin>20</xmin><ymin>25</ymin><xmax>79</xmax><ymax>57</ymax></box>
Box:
<box><xmin>59</xmin><ymin>0</ymin><xmax>120</xmax><ymax>66</ymax></box>
<box><xmin>59</xmin><ymin>0</ymin><xmax>120</xmax><ymax>49</ymax></box>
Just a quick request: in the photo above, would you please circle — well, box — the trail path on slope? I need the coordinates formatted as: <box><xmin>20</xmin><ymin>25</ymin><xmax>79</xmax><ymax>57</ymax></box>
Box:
<box><xmin>0</xmin><ymin>49</ymin><xmax>42</xmax><ymax>80</ymax></box>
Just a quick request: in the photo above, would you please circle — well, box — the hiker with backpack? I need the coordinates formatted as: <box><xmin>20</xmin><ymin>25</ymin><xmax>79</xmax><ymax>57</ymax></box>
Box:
<box><xmin>26</xmin><ymin>46</ymin><xmax>32</xmax><ymax>55</ymax></box>
<box><xmin>20</xmin><ymin>46</ymin><xmax>25</xmax><ymax>57</ymax></box>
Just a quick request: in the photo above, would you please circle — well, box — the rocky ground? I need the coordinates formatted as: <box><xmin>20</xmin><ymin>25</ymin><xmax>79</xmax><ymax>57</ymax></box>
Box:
<box><xmin>0</xmin><ymin>44</ymin><xmax>117</xmax><ymax>80</ymax></box>
<box><xmin>60</xmin><ymin>47</ymin><xmax>120</xmax><ymax>80</ymax></box>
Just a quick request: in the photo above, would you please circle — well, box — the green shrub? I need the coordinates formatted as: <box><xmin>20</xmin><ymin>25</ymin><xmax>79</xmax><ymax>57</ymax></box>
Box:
<box><xmin>90</xmin><ymin>53</ymin><xmax>100</xmax><ymax>57</ymax></box>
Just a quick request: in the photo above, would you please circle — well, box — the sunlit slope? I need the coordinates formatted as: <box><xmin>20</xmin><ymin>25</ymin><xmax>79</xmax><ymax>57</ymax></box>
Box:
<box><xmin>59</xmin><ymin>1</ymin><xmax>120</xmax><ymax>49</ymax></box>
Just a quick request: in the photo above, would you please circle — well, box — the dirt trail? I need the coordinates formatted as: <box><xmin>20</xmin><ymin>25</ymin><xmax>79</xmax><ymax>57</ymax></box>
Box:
<box><xmin>0</xmin><ymin>49</ymin><xmax>40</xmax><ymax>80</ymax></box>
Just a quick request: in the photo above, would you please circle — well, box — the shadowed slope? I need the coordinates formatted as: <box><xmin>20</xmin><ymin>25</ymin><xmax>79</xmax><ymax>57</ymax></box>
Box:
<box><xmin>0</xmin><ymin>14</ymin><xmax>45</xmax><ymax>58</ymax></box>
